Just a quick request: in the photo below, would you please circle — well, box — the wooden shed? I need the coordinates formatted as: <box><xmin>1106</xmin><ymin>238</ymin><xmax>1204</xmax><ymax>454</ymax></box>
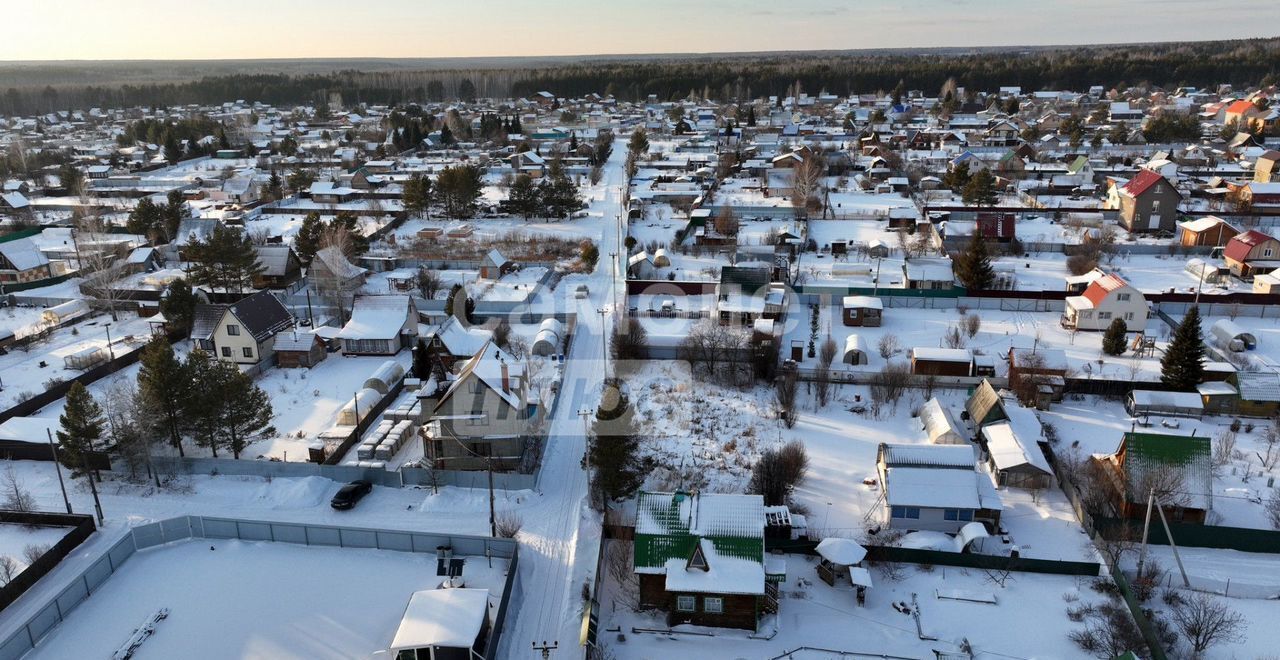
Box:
<box><xmin>841</xmin><ymin>296</ymin><xmax>883</xmax><ymax>327</ymax></box>
<box><xmin>272</xmin><ymin>331</ymin><xmax>327</xmax><ymax>368</ymax></box>
<box><xmin>910</xmin><ymin>347</ymin><xmax>971</xmax><ymax>377</ymax></box>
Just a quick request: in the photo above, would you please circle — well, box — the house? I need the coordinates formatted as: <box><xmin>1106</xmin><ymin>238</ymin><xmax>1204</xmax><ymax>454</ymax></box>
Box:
<box><xmin>479</xmin><ymin>249</ymin><xmax>514</xmax><ymax>280</ymax></box>
<box><xmin>910</xmin><ymin>348</ymin><xmax>971</xmax><ymax>377</ymax></box>
<box><xmin>1238</xmin><ymin>182</ymin><xmax>1280</xmax><ymax>206</ymax></box>
<box><xmin>1226</xmin><ymin>370</ymin><xmax>1280</xmax><ymax>417</ymax></box>
<box><xmin>1</xmin><ymin>192</ymin><xmax>30</xmax><ymax>213</ymax></box>
<box><xmin>387</xmin><ymin>588</ymin><xmax>490</xmax><ymax>660</ymax></box>
<box><xmin>634</xmin><ymin>491</ymin><xmax>774</xmax><ymax>631</ymax></box>
<box><xmin>902</xmin><ymin>257</ymin><xmax>953</xmax><ymax>290</ymax></box>
<box><xmin>309</xmin><ymin>246</ymin><xmax>369</xmax><ymax>290</ymax></box>
<box><xmin>1255</xmin><ymin>150</ymin><xmax>1280</xmax><ymax>184</ymax></box>
<box><xmin>424</xmin><ymin>341</ymin><xmax>530</xmax><ymax>471</ymax></box>
<box><xmin>1177</xmin><ymin>216</ymin><xmax>1238</xmax><ymax>248</ymax></box>
<box><xmin>420</xmin><ymin>316</ymin><xmax>493</xmax><ymax>372</ymax></box>
<box><xmin>1113</xmin><ymin>169</ymin><xmax>1182</xmax><ymax>234</ymax></box>
<box><xmin>715</xmin><ymin>265</ymin><xmax>772</xmax><ymax>326</ymax></box>
<box><xmin>1223</xmin><ymin>229</ymin><xmax>1280</xmax><ymax>279</ymax></box>
<box><xmin>973</xmin><ymin>212</ymin><xmax>1016</xmax><ymax>243</ymax></box>
<box><xmin>841</xmin><ymin>296</ymin><xmax>882</xmax><ymax>327</ymax></box>
<box><xmin>979</xmin><ymin>405</ymin><xmax>1053</xmax><ymax>490</ymax></box>
<box><xmin>252</xmin><ymin>245</ymin><xmax>303</xmax><ymax>289</ymax></box>
<box><xmin>1093</xmin><ymin>432</ymin><xmax>1212</xmax><ymax>524</ymax></box>
<box><xmin>308</xmin><ymin>181</ymin><xmax>360</xmax><ymax>204</ymax></box>
<box><xmin>272</xmin><ymin>330</ymin><xmax>327</xmax><ymax>368</ymax></box>
<box><xmin>0</xmin><ymin>237</ymin><xmax>54</xmax><ymax>284</ymax></box>
<box><xmin>875</xmin><ymin>443</ymin><xmax>1002</xmax><ymax>534</ymax></box>
<box><xmin>1062</xmin><ymin>273</ymin><xmax>1147</xmax><ymax>331</ymax></box>
<box><xmin>190</xmin><ymin>291</ymin><xmax>294</xmax><ymax>365</ymax></box>
<box><xmin>1007</xmin><ymin>347</ymin><xmax>1069</xmax><ymax>404</ymax></box>
<box><xmin>917</xmin><ymin>397</ymin><xmax>967</xmax><ymax>445</ymax></box>
<box><xmin>1223</xmin><ymin>99</ymin><xmax>1267</xmax><ymax>132</ymax></box>
<box><xmin>338</xmin><ymin>295</ymin><xmax>418</xmax><ymax>355</ymax></box>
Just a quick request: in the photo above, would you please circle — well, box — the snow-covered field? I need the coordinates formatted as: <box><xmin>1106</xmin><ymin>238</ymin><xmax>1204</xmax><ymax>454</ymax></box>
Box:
<box><xmin>0</xmin><ymin>313</ymin><xmax>153</xmax><ymax>410</ymax></box>
<box><xmin>25</xmin><ymin>539</ymin><xmax>508</xmax><ymax>660</ymax></box>
<box><xmin>599</xmin><ymin>547</ymin><xmax>1110</xmax><ymax>660</ymax></box>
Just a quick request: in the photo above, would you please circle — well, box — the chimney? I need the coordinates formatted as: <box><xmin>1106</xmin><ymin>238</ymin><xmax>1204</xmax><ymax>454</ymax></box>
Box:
<box><xmin>500</xmin><ymin>360</ymin><xmax>510</xmax><ymax>394</ymax></box>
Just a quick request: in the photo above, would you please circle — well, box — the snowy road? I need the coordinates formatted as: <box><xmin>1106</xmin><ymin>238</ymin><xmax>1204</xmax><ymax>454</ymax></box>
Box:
<box><xmin>500</xmin><ymin>141</ymin><xmax>626</xmax><ymax>659</ymax></box>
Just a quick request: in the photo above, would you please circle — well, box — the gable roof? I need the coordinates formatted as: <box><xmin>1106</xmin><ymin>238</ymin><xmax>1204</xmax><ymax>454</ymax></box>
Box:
<box><xmin>1081</xmin><ymin>273</ymin><xmax>1133</xmax><ymax>307</ymax></box>
<box><xmin>634</xmin><ymin>491</ymin><xmax>764</xmax><ymax>577</ymax></box>
<box><xmin>191</xmin><ymin>303</ymin><xmax>228</xmax><ymax>341</ymax></box>
<box><xmin>879</xmin><ymin>443</ymin><xmax>976</xmax><ymax>469</ymax></box>
<box><xmin>1121</xmin><ymin>432</ymin><xmax>1212</xmax><ymax>510</ymax></box>
<box><xmin>1119</xmin><ymin>169</ymin><xmax>1171</xmax><ymax>198</ymax></box>
<box><xmin>1224</xmin><ymin>229</ymin><xmax>1278</xmax><ymax>262</ymax></box>
<box><xmin>227</xmin><ymin>291</ymin><xmax>293</xmax><ymax>341</ymax></box>
<box><xmin>338</xmin><ymin>295</ymin><xmax>412</xmax><ymax>341</ymax></box>
<box><xmin>0</xmin><ymin>238</ymin><xmax>49</xmax><ymax>271</ymax></box>
<box><xmin>253</xmin><ymin>245</ymin><xmax>298</xmax><ymax>277</ymax></box>
<box><xmin>433</xmin><ymin>340</ymin><xmax>524</xmax><ymax>411</ymax></box>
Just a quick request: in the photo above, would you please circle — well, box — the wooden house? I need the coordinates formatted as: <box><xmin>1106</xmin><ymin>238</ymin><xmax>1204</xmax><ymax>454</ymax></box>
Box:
<box><xmin>1224</xmin><ymin>229</ymin><xmax>1280</xmax><ymax>279</ymax></box>
<box><xmin>0</xmin><ymin>238</ymin><xmax>53</xmax><ymax>285</ymax></box>
<box><xmin>910</xmin><ymin>348</ymin><xmax>972</xmax><ymax>377</ymax></box>
<box><xmin>480</xmin><ymin>249</ymin><xmax>514</xmax><ymax>280</ymax></box>
<box><xmin>1177</xmin><ymin>216</ymin><xmax>1238</xmax><ymax>248</ymax></box>
<box><xmin>875</xmin><ymin>443</ymin><xmax>1003</xmax><ymax>534</ymax></box>
<box><xmin>1112</xmin><ymin>169</ymin><xmax>1182</xmax><ymax>234</ymax></box>
<box><xmin>1062</xmin><ymin>273</ymin><xmax>1147</xmax><ymax>332</ymax></box>
<box><xmin>1092</xmin><ymin>432</ymin><xmax>1212</xmax><ymax>524</ymax></box>
<box><xmin>338</xmin><ymin>295</ymin><xmax>418</xmax><ymax>355</ymax></box>
<box><xmin>634</xmin><ymin>491</ymin><xmax>776</xmax><ymax>631</ymax></box>
<box><xmin>841</xmin><ymin>296</ymin><xmax>882</xmax><ymax>327</ymax></box>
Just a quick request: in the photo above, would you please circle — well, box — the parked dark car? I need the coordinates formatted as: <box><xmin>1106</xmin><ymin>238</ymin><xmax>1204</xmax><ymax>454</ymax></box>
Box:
<box><xmin>330</xmin><ymin>480</ymin><xmax>373</xmax><ymax>510</ymax></box>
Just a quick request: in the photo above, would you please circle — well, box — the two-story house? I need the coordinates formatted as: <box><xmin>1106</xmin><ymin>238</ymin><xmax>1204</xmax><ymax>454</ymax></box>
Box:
<box><xmin>424</xmin><ymin>341</ymin><xmax>531</xmax><ymax>471</ymax></box>
<box><xmin>190</xmin><ymin>290</ymin><xmax>294</xmax><ymax>365</ymax></box>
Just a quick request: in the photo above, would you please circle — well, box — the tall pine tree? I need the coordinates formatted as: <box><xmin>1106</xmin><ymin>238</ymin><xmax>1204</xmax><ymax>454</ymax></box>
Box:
<box><xmin>588</xmin><ymin>383</ymin><xmax>644</xmax><ymax>508</ymax></box>
<box><xmin>295</xmin><ymin>212</ymin><xmax>324</xmax><ymax>265</ymax></box>
<box><xmin>954</xmin><ymin>232</ymin><xmax>995</xmax><ymax>290</ymax></box>
<box><xmin>137</xmin><ymin>337</ymin><xmax>190</xmax><ymax>457</ymax></box>
<box><xmin>57</xmin><ymin>383</ymin><xmax>106</xmax><ymax>478</ymax></box>
<box><xmin>1161</xmin><ymin>306</ymin><xmax>1206</xmax><ymax>390</ymax></box>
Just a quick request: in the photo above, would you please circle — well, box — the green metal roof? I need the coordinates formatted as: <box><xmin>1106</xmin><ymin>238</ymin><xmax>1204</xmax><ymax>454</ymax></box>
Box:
<box><xmin>1123</xmin><ymin>432</ymin><xmax>1209</xmax><ymax>464</ymax></box>
<box><xmin>633</xmin><ymin>491</ymin><xmax>764</xmax><ymax>571</ymax></box>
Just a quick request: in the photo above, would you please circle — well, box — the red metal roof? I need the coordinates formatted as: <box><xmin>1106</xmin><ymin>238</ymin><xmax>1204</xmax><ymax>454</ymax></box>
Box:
<box><xmin>1120</xmin><ymin>169</ymin><xmax>1166</xmax><ymax>197</ymax></box>
<box><xmin>1226</xmin><ymin>99</ymin><xmax>1259</xmax><ymax>115</ymax></box>
<box><xmin>1224</xmin><ymin>229</ymin><xmax>1275</xmax><ymax>262</ymax></box>
<box><xmin>1081</xmin><ymin>273</ymin><xmax>1128</xmax><ymax>307</ymax></box>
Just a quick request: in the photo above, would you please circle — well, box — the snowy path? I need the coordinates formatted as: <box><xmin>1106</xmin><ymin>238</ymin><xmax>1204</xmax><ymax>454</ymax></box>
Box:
<box><xmin>500</xmin><ymin>141</ymin><xmax>625</xmax><ymax>659</ymax></box>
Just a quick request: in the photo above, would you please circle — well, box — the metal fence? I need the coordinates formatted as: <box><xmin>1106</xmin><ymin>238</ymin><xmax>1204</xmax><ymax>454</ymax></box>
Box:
<box><xmin>0</xmin><ymin>516</ymin><xmax>519</xmax><ymax>660</ymax></box>
<box><xmin>767</xmin><ymin>538</ymin><xmax>1100</xmax><ymax>577</ymax></box>
<box><xmin>156</xmin><ymin>457</ymin><xmax>539</xmax><ymax>491</ymax></box>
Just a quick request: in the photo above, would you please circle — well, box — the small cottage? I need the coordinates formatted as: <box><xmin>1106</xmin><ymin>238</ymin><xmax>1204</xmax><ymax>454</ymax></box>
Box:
<box><xmin>841</xmin><ymin>296</ymin><xmax>882</xmax><ymax>327</ymax></box>
<box><xmin>1062</xmin><ymin>273</ymin><xmax>1147</xmax><ymax>332</ymax></box>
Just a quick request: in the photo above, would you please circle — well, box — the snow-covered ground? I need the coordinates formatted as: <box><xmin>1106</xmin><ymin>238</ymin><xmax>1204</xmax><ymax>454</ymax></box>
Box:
<box><xmin>0</xmin><ymin>312</ymin><xmax>154</xmax><ymax>410</ymax></box>
<box><xmin>599</xmin><ymin>547</ymin><xmax>1111</xmax><ymax>660</ymax></box>
<box><xmin>0</xmin><ymin>523</ymin><xmax>70</xmax><ymax>577</ymax></box>
<box><xmin>25</xmin><ymin>539</ymin><xmax>508</xmax><ymax>660</ymax></box>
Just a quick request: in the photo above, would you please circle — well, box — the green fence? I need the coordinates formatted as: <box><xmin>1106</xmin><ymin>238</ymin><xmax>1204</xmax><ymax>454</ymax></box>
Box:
<box><xmin>0</xmin><ymin>227</ymin><xmax>41</xmax><ymax>244</ymax></box>
<box><xmin>768</xmin><ymin>538</ymin><xmax>1100</xmax><ymax>576</ymax></box>
<box><xmin>1094</xmin><ymin>516</ymin><xmax>1280</xmax><ymax>554</ymax></box>
<box><xmin>1113</xmin><ymin>568</ymin><xmax>1169</xmax><ymax>660</ymax></box>
<box><xmin>2</xmin><ymin>273</ymin><xmax>74</xmax><ymax>293</ymax></box>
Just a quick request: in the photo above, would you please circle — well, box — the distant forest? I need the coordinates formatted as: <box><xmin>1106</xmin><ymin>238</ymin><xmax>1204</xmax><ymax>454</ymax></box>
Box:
<box><xmin>3</xmin><ymin>37</ymin><xmax>1278</xmax><ymax>115</ymax></box>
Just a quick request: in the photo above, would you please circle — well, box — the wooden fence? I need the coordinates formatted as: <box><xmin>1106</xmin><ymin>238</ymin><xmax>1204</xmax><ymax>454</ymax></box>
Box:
<box><xmin>0</xmin><ymin>511</ymin><xmax>96</xmax><ymax>613</ymax></box>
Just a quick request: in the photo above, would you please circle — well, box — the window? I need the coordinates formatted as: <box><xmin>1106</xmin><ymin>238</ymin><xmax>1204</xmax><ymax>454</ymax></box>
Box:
<box><xmin>676</xmin><ymin>595</ymin><xmax>696</xmax><ymax>612</ymax></box>
<box><xmin>703</xmin><ymin>597</ymin><xmax>724</xmax><ymax>614</ymax></box>
<box><xmin>945</xmin><ymin>509</ymin><xmax>974</xmax><ymax>522</ymax></box>
<box><xmin>220</xmin><ymin>346</ymin><xmax>232</xmax><ymax>358</ymax></box>
<box><xmin>1098</xmin><ymin>312</ymin><xmax>1112</xmax><ymax>320</ymax></box>
<box><xmin>1152</xmin><ymin>200</ymin><xmax>1161</xmax><ymax>214</ymax></box>
<box><xmin>226</xmin><ymin>324</ymin><xmax>240</xmax><ymax>336</ymax></box>
<box><xmin>891</xmin><ymin>506</ymin><xmax>920</xmax><ymax>519</ymax></box>
<box><xmin>1124</xmin><ymin>312</ymin><xmax>1135</xmax><ymax>321</ymax></box>
<box><xmin>467</xmin><ymin>415</ymin><xmax>488</xmax><ymax>427</ymax></box>
<box><xmin>1266</xmin><ymin>248</ymin><xmax>1275</xmax><ymax>258</ymax></box>
<box><xmin>242</xmin><ymin>347</ymin><xmax>253</xmax><ymax>358</ymax></box>
<box><xmin>1117</xmin><ymin>293</ymin><xmax>1130</xmax><ymax>301</ymax></box>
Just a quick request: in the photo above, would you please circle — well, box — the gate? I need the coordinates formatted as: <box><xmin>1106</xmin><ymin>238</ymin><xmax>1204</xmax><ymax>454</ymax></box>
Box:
<box><xmin>1000</xmin><ymin>298</ymin><xmax>1038</xmax><ymax>312</ymax></box>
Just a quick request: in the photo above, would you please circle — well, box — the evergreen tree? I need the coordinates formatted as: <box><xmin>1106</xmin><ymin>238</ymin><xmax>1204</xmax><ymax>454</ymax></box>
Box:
<box><xmin>540</xmin><ymin>159</ymin><xmax>581</xmax><ymax>219</ymax></box>
<box><xmin>182</xmin><ymin>350</ymin><xmax>223</xmax><ymax>457</ymax></box>
<box><xmin>439</xmin><ymin>123</ymin><xmax>454</xmax><ymax>146</ymax></box>
<box><xmin>954</xmin><ymin>231</ymin><xmax>996</xmax><ymax>290</ymax></box>
<box><xmin>435</xmin><ymin>164</ymin><xmax>484</xmax><ymax>219</ymax></box>
<box><xmin>445</xmin><ymin>284</ymin><xmax>467</xmax><ymax>322</ymax></box>
<box><xmin>412</xmin><ymin>338</ymin><xmax>433</xmax><ymax>379</ymax></box>
<box><xmin>510</xmin><ymin>115</ymin><xmax>522</xmax><ymax>135</ymax></box>
<box><xmin>943</xmin><ymin>161</ymin><xmax>972</xmax><ymax>191</ymax></box>
<box><xmin>747</xmin><ymin>106</ymin><xmax>757</xmax><ymax>126</ymax></box>
<box><xmin>508</xmin><ymin>174</ymin><xmax>541</xmax><ymax>220</ymax></box>
<box><xmin>1161</xmin><ymin>306</ymin><xmax>1206</xmax><ymax>390</ymax></box>
<box><xmin>285</xmin><ymin>168</ymin><xmax>313</xmax><ymax>193</ymax></box>
<box><xmin>213</xmin><ymin>364</ymin><xmax>275</xmax><ymax>459</ymax></box>
<box><xmin>295</xmin><ymin>212</ymin><xmax>324</xmax><ymax>265</ymax></box>
<box><xmin>588</xmin><ymin>384</ymin><xmax>644</xmax><ymax>506</ymax></box>
<box><xmin>159</xmin><ymin>278</ymin><xmax>197</xmax><ymax>335</ymax></box>
<box><xmin>402</xmin><ymin>173</ymin><xmax>434</xmax><ymax>218</ymax></box>
<box><xmin>126</xmin><ymin>197</ymin><xmax>166</xmax><ymax>243</ymax></box>
<box><xmin>627</xmin><ymin>127</ymin><xmax>649</xmax><ymax>159</ymax></box>
<box><xmin>163</xmin><ymin>133</ymin><xmax>181</xmax><ymax>164</ymax></box>
<box><xmin>266</xmin><ymin>170</ymin><xmax>284</xmax><ymax>200</ymax></box>
<box><xmin>57</xmin><ymin>382</ymin><xmax>106</xmax><ymax>478</ymax></box>
<box><xmin>1102</xmin><ymin>318</ymin><xmax>1128</xmax><ymax>356</ymax></box>
<box><xmin>137</xmin><ymin>337</ymin><xmax>190</xmax><ymax>457</ymax></box>
<box><xmin>332</xmin><ymin>212</ymin><xmax>370</xmax><ymax>256</ymax></box>
<box><xmin>162</xmin><ymin>189</ymin><xmax>189</xmax><ymax>241</ymax></box>
<box><xmin>962</xmin><ymin>168</ymin><xmax>999</xmax><ymax>206</ymax></box>
<box><xmin>186</xmin><ymin>223</ymin><xmax>265</xmax><ymax>294</ymax></box>
<box><xmin>457</xmin><ymin>78</ymin><xmax>477</xmax><ymax>103</ymax></box>
<box><xmin>217</xmin><ymin>127</ymin><xmax>230</xmax><ymax>150</ymax></box>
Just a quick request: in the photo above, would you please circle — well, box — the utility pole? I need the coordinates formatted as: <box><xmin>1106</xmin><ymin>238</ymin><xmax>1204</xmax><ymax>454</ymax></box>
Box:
<box><xmin>597</xmin><ymin>307</ymin><xmax>609</xmax><ymax>373</ymax></box>
<box><xmin>532</xmin><ymin>640</ymin><xmax>558</xmax><ymax>659</ymax></box>
<box><xmin>104</xmin><ymin>323</ymin><xmax>115</xmax><ymax>360</ymax></box>
<box><xmin>46</xmin><ymin>429</ymin><xmax>73</xmax><ymax>514</ymax></box>
<box><xmin>1152</xmin><ymin>495</ymin><xmax>1191</xmax><ymax>588</ymax></box>
<box><xmin>487</xmin><ymin>456</ymin><xmax>497</xmax><ymax>538</ymax></box>
<box><xmin>1135</xmin><ymin>486</ymin><xmax>1156</xmax><ymax>578</ymax></box>
<box><xmin>872</xmin><ymin>256</ymin><xmax>883</xmax><ymax>297</ymax></box>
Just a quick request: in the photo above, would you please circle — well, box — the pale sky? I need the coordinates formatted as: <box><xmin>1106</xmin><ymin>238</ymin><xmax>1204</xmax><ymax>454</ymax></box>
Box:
<box><xmin>4</xmin><ymin>0</ymin><xmax>1278</xmax><ymax>61</ymax></box>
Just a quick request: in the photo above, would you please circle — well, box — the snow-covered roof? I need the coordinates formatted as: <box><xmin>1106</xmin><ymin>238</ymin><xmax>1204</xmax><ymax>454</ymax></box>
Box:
<box><xmin>841</xmin><ymin>295</ymin><xmax>882</xmax><ymax>310</ymax></box>
<box><xmin>918</xmin><ymin>398</ymin><xmax>965</xmax><ymax>444</ymax></box>
<box><xmin>885</xmin><ymin>467</ymin><xmax>1002</xmax><ymax>511</ymax></box>
<box><xmin>880</xmin><ymin>443</ymin><xmax>976</xmax><ymax>469</ymax></box>
<box><xmin>815</xmin><ymin>537</ymin><xmax>867</xmax><ymax>566</ymax></box>
<box><xmin>338</xmin><ymin>295</ymin><xmax>412</xmax><ymax>340</ymax></box>
<box><xmin>980</xmin><ymin>417</ymin><xmax>1052</xmax><ymax>476</ymax></box>
<box><xmin>663</xmin><ymin>539</ymin><xmax>765</xmax><ymax>596</ymax></box>
<box><xmin>911</xmin><ymin>347</ymin><xmax>971</xmax><ymax>363</ymax></box>
<box><xmin>0</xmin><ymin>238</ymin><xmax>49</xmax><ymax>271</ymax></box>
<box><xmin>313</xmin><ymin>246</ymin><xmax>368</xmax><ymax>281</ymax></box>
<box><xmin>427</xmin><ymin>316</ymin><xmax>492</xmax><ymax>357</ymax></box>
<box><xmin>388</xmin><ymin>588</ymin><xmax>489</xmax><ymax>651</ymax></box>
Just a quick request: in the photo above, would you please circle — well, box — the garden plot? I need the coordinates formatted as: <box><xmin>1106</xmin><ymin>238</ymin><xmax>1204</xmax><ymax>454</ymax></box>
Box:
<box><xmin>625</xmin><ymin>361</ymin><xmax>1094</xmax><ymax>561</ymax></box>
<box><xmin>1042</xmin><ymin>395</ymin><xmax>1280</xmax><ymax>530</ymax></box>
<box><xmin>0</xmin><ymin>313</ymin><xmax>154</xmax><ymax>410</ymax></box>
<box><xmin>235</xmin><ymin>352</ymin><xmax>413</xmax><ymax>461</ymax></box>
<box><xmin>782</xmin><ymin>304</ymin><xmax>1169</xmax><ymax>382</ymax></box>
<box><xmin>473</xmin><ymin>266</ymin><xmax>547</xmax><ymax>303</ymax></box>
<box><xmin>25</xmin><ymin>539</ymin><xmax>509</xmax><ymax>660</ymax></box>
<box><xmin>991</xmin><ymin>251</ymin><xmax>1249</xmax><ymax>294</ymax></box>
<box><xmin>0</xmin><ymin>522</ymin><xmax>71</xmax><ymax>578</ymax></box>
<box><xmin>598</xmin><ymin>548</ymin><xmax>1111</xmax><ymax>660</ymax></box>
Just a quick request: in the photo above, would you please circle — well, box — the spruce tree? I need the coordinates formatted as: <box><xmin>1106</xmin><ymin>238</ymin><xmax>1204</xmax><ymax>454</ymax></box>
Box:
<box><xmin>439</xmin><ymin>123</ymin><xmax>454</xmax><ymax>146</ymax></box>
<box><xmin>137</xmin><ymin>337</ymin><xmax>190</xmax><ymax>456</ymax></box>
<box><xmin>589</xmin><ymin>384</ymin><xmax>644</xmax><ymax>507</ymax></box>
<box><xmin>57</xmin><ymin>382</ymin><xmax>106</xmax><ymax>478</ymax></box>
<box><xmin>295</xmin><ymin>212</ymin><xmax>324</xmax><ymax>264</ymax></box>
<box><xmin>160</xmin><ymin>278</ymin><xmax>197</xmax><ymax>335</ymax></box>
<box><xmin>962</xmin><ymin>168</ymin><xmax>999</xmax><ymax>206</ymax></box>
<box><xmin>508</xmin><ymin>174</ymin><xmax>540</xmax><ymax>220</ymax></box>
<box><xmin>402</xmin><ymin>173</ymin><xmax>434</xmax><ymax>218</ymax></box>
<box><xmin>333</xmin><ymin>212</ymin><xmax>370</xmax><ymax>256</ymax></box>
<box><xmin>215</xmin><ymin>365</ymin><xmax>275</xmax><ymax>459</ymax></box>
<box><xmin>182</xmin><ymin>350</ymin><xmax>224</xmax><ymax>457</ymax></box>
<box><xmin>954</xmin><ymin>232</ymin><xmax>996</xmax><ymax>290</ymax></box>
<box><xmin>1102</xmin><ymin>318</ymin><xmax>1128</xmax><ymax>356</ymax></box>
<box><xmin>1161</xmin><ymin>306</ymin><xmax>1206</xmax><ymax>390</ymax></box>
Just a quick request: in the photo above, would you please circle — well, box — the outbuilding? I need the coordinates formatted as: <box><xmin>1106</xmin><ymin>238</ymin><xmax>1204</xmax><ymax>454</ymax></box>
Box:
<box><xmin>1209</xmin><ymin>319</ymin><xmax>1256</xmax><ymax>352</ymax></box>
<box><xmin>841</xmin><ymin>296</ymin><xmax>883</xmax><ymax>327</ymax></box>
<box><xmin>1126</xmin><ymin>390</ymin><xmax>1205</xmax><ymax>419</ymax></box>
<box><xmin>531</xmin><ymin>318</ymin><xmax>563</xmax><ymax>357</ymax></box>
<box><xmin>387</xmin><ymin>588</ymin><xmax>491</xmax><ymax>660</ymax></box>
<box><xmin>841</xmin><ymin>334</ymin><xmax>869</xmax><ymax>365</ymax></box>
<box><xmin>910</xmin><ymin>347</ymin><xmax>972</xmax><ymax>377</ymax></box>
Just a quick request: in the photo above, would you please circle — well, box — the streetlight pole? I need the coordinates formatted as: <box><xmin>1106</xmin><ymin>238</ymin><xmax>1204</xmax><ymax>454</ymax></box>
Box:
<box><xmin>597</xmin><ymin>307</ymin><xmax>609</xmax><ymax>374</ymax></box>
<box><xmin>45</xmin><ymin>428</ymin><xmax>73</xmax><ymax>514</ymax></box>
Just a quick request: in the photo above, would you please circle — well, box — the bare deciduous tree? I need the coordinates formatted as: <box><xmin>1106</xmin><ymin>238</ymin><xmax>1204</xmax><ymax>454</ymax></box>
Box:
<box><xmin>964</xmin><ymin>313</ymin><xmax>982</xmax><ymax>338</ymax></box>
<box><xmin>1171</xmin><ymin>592</ymin><xmax>1247</xmax><ymax>657</ymax></box>
<box><xmin>944</xmin><ymin>325</ymin><xmax>966</xmax><ymax>349</ymax></box>
<box><xmin>877</xmin><ymin>334</ymin><xmax>900</xmax><ymax>360</ymax></box>
<box><xmin>494</xmin><ymin>510</ymin><xmax>523</xmax><ymax>538</ymax></box>
<box><xmin>1</xmin><ymin>465</ymin><xmax>35</xmax><ymax>512</ymax></box>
